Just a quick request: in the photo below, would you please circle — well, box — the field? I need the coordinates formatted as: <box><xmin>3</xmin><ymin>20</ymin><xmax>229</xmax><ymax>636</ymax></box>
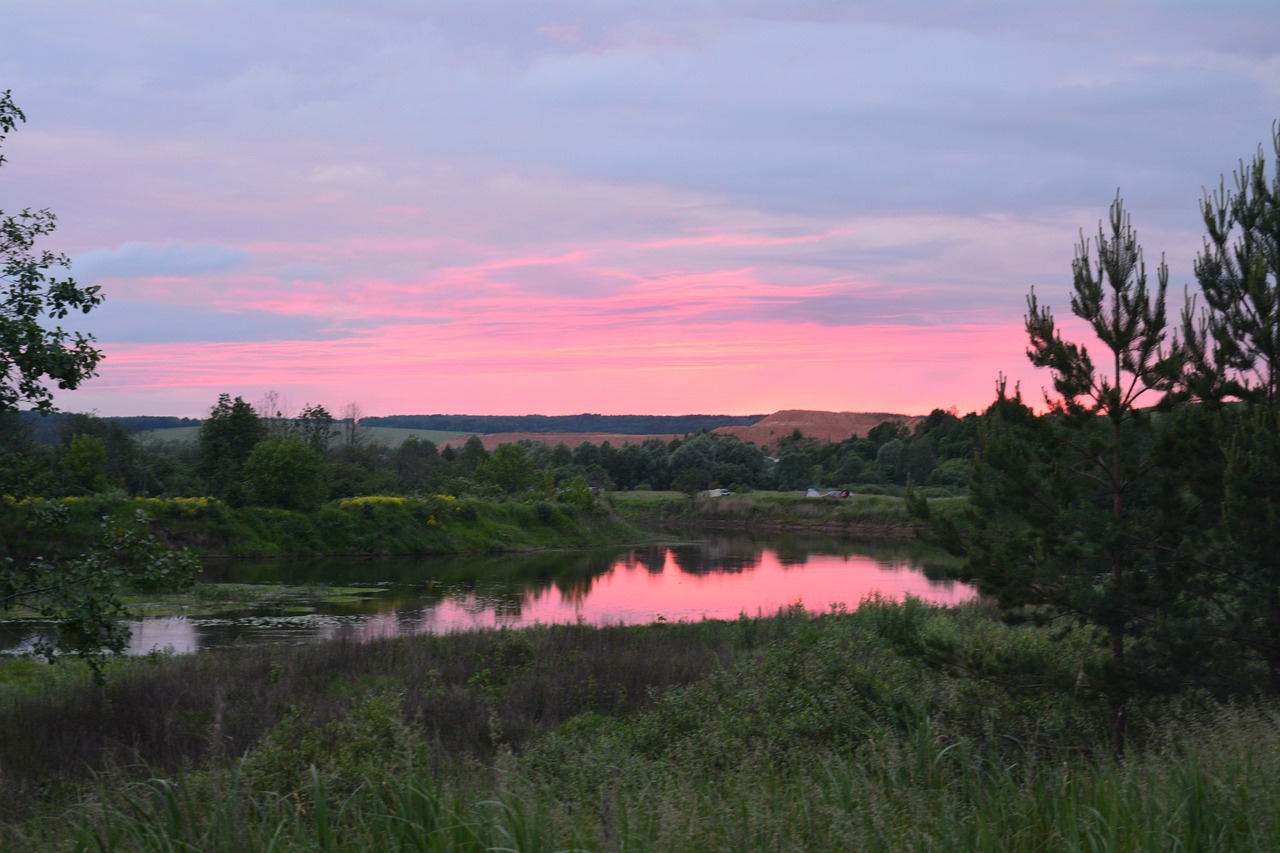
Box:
<box><xmin>138</xmin><ymin>425</ymin><xmax>472</xmax><ymax>448</ymax></box>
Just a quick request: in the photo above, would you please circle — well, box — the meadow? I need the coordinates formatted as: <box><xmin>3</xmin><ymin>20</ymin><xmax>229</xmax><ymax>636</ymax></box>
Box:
<box><xmin>4</xmin><ymin>598</ymin><xmax>1278</xmax><ymax>851</ymax></box>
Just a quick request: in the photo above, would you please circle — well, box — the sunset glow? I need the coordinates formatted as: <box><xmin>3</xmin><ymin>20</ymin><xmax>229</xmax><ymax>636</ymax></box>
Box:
<box><xmin>5</xmin><ymin>3</ymin><xmax>1278</xmax><ymax>418</ymax></box>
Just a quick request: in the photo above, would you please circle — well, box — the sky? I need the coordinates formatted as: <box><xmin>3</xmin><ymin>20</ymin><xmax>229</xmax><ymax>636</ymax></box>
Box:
<box><xmin>4</xmin><ymin>1</ymin><xmax>1279</xmax><ymax>419</ymax></box>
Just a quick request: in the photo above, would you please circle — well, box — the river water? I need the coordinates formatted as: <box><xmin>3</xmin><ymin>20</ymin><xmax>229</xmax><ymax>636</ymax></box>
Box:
<box><xmin>1</xmin><ymin>536</ymin><xmax>976</xmax><ymax>657</ymax></box>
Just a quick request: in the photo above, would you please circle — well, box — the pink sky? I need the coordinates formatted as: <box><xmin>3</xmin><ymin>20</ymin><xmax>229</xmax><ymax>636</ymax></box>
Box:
<box><xmin>5</xmin><ymin>3</ymin><xmax>1278</xmax><ymax>418</ymax></box>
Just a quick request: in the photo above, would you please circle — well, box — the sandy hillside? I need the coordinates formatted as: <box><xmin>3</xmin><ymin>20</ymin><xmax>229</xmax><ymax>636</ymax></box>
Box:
<box><xmin>713</xmin><ymin>410</ymin><xmax>921</xmax><ymax>447</ymax></box>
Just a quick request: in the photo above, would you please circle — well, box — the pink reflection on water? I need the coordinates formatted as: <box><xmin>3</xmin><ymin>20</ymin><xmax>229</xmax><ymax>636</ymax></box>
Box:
<box><xmin>331</xmin><ymin>547</ymin><xmax>974</xmax><ymax>643</ymax></box>
<box><xmin>115</xmin><ymin>547</ymin><xmax>975</xmax><ymax>654</ymax></box>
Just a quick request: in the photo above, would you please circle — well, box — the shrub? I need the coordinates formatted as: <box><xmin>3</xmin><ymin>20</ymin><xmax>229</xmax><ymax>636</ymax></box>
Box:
<box><xmin>239</xmin><ymin>691</ymin><xmax>423</xmax><ymax>801</ymax></box>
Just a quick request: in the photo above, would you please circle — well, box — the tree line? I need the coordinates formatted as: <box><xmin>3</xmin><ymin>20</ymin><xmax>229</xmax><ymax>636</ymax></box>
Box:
<box><xmin>363</xmin><ymin>412</ymin><xmax>764</xmax><ymax>434</ymax></box>
<box><xmin>1</xmin><ymin>393</ymin><xmax>979</xmax><ymax>509</ymax></box>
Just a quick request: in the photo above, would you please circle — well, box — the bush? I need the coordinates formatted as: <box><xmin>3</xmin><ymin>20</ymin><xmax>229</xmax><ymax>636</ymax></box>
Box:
<box><xmin>240</xmin><ymin>691</ymin><xmax>423</xmax><ymax>801</ymax></box>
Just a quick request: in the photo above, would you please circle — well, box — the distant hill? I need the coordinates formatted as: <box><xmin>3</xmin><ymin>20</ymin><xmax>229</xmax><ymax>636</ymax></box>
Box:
<box><xmin>713</xmin><ymin>410</ymin><xmax>922</xmax><ymax>447</ymax></box>
<box><xmin>363</xmin><ymin>413</ymin><xmax>764</xmax><ymax>435</ymax></box>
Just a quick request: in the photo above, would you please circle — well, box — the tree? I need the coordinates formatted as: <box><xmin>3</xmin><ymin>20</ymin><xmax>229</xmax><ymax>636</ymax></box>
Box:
<box><xmin>295</xmin><ymin>403</ymin><xmax>336</xmax><ymax>455</ymax></box>
<box><xmin>242</xmin><ymin>437</ymin><xmax>326</xmax><ymax>511</ymax></box>
<box><xmin>0</xmin><ymin>92</ymin><xmax>196</xmax><ymax>675</ymax></box>
<box><xmin>255</xmin><ymin>389</ymin><xmax>292</xmax><ymax>438</ymax></box>
<box><xmin>198</xmin><ymin>393</ymin><xmax>267</xmax><ymax>499</ymax></box>
<box><xmin>1178</xmin><ymin>125</ymin><xmax>1280</xmax><ymax>692</ymax></box>
<box><xmin>475</xmin><ymin>442</ymin><xmax>543</xmax><ymax>494</ymax></box>
<box><xmin>958</xmin><ymin>195</ymin><xmax>1181</xmax><ymax>759</ymax></box>
<box><xmin>457</xmin><ymin>435</ymin><xmax>488</xmax><ymax>477</ymax></box>
<box><xmin>393</xmin><ymin>435</ymin><xmax>440</xmax><ymax>494</ymax></box>
<box><xmin>0</xmin><ymin>90</ymin><xmax>103</xmax><ymax>412</ymax></box>
<box><xmin>339</xmin><ymin>401</ymin><xmax>369</xmax><ymax>451</ymax></box>
<box><xmin>62</xmin><ymin>433</ymin><xmax>112</xmax><ymax>494</ymax></box>
<box><xmin>1181</xmin><ymin>125</ymin><xmax>1280</xmax><ymax>407</ymax></box>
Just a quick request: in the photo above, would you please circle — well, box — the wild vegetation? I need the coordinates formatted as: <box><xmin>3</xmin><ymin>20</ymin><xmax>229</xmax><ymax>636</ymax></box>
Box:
<box><xmin>6</xmin><ymin>601</ymin><xmax>1280</xmax><ymax>851</ymax></box>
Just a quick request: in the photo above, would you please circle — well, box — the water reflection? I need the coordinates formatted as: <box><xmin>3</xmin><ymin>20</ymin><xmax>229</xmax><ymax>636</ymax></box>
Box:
<box><xmin>0</xmin><ymin>537</ymin><xmax>974</xmax><ymax>656</ymax></box>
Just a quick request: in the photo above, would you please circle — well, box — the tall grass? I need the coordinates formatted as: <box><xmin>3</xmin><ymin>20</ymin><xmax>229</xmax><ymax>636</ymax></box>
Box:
<box><xmin>23</xmin><ymin>703</ymin><xmax>1280</xmax><ymax>852</ymax></box>
<box><xmin>5</xmin><ymin>601</ymin><xmax>1280</xmax><ymax>850</ymax></box>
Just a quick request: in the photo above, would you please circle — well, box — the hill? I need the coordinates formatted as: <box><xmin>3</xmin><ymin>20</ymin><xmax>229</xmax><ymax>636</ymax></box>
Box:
<box><xmin>713</xmin><ymin>410</ymin><xmax>922</xmax><ymax>447</ymax></box>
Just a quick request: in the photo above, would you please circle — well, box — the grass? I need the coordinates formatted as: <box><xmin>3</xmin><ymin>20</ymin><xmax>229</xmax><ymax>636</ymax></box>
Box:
<box><xmin>5</xmin><ymin>599</ymin><xmax>1277</xmax><ymax>850</ymax></box>
<box><xmin>613</xmin><ymin>489</ymin><xmax>949</xmax><ymax>536</ymax></box>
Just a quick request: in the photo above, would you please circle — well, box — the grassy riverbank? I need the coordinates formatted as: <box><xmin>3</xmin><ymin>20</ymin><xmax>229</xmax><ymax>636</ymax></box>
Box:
<box><xmin>612</xmin><ymin>488</ymin><xmax>965</xmax><ymax>539</ymax></box>
<box><xmin>4</xmin><ymin>600</ymin><xmax>1276</xmax><ymax>850</ymax></box>
<box><xmin>2</xmin><ymin>493</ymin><xmax>638</xmax><ymax>558</ymax></box>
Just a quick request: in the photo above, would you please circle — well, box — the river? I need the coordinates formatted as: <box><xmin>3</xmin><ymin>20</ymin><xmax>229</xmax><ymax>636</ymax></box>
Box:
<box><xmin>1</xmin><ymin>535</ymin><xmax>976</xmax><ymax>656</ymax></box>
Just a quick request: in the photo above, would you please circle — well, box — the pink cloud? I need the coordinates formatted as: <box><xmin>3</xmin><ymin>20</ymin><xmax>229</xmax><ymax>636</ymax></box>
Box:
<box><xmin>77</xmin><ymin>316</ymin><xmax>1039</xmax><ymax>418</ymax></box>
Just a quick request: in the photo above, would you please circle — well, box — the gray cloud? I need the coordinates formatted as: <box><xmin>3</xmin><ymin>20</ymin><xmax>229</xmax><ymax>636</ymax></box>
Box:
<box><xmin>70</xmin><ymin>300</ymin><xmax>341</xmax><ymax>345</ymax></box>
<box><xmin>72</xmin><ymin>242</ymin><xmax>248</xmax><ymax>282</ymax></box>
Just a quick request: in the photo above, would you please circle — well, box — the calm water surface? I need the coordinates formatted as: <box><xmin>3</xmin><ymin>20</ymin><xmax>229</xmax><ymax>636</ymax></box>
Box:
<box><xmin>2</xmin><ymin>536</ymin><xmax>975</xmax><ymax>656</ymax></box>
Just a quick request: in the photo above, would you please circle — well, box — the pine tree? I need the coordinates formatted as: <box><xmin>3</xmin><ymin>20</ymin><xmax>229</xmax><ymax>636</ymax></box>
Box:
<box><xmin>1179</xmin><ymin>125</ymin><xmax>1280</xmax><ymax>692</ymax></box>
<box><xmin>967</xmin><ymin>195</ymin><xmax>1181</xmax><ymax>759</ymax></box>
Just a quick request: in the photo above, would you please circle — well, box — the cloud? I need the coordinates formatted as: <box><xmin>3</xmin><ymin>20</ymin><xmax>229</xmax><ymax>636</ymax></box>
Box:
<box><xmin>72</xmin><ymin>242</ymin><xmax>248</xmax><ymax>282</ymax></box>
<box><xmin>3</xmin><ymin>1</ymin><xmax>1278</xmax><ymax>417</ymax></box>
<box><xmin>60</xmin><ymin>300</ymin><xmax>342</xmax><ymax>345</ymax></box>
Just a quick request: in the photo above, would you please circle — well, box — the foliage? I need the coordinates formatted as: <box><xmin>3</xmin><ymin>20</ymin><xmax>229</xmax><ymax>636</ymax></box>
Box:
<box><xmin>62</xmin><ymin>433</ymin><xmax>112</xmax><ymax>494</ymax></box>
<box><xmin>474</xmin><ymin>442</ymin><xmax>546</xmax><ymax>494</ymax></box>
<box><xmin>1176</xmin><ymin>127</ymin><xmax>1280</xmax><ymax>693</ymax></box>
<box><xmin>0</xmin><ymin>508</ymin><xmax>197</xmax><ymax>678</ymax></box>
<box><xmin>0</xmin><ymin>93</ymin><xmax>197</xmax><ymax>681</ymax></box>
<box><xmin>1220</xmin><ymin>407</ymin><xmax>1280</xmax><ymax>690</ymax></box>
<box><xmin>197</xmin><ymin>393</ymin><xmax>266</xmax><ymax>500</ymax></box>
<box><xmin>293</xmin><ymin>402</ymin><xmax>336</xmax><ymax>454</ymax></box>
<box><xmin>240</xmin><ymin>692</ymin><xmax>423</xmax><ymax>802</ymax></box>
<box><xmin>0</xmin><ymin>91</ymin><xmax>104</xmax><ymax>413</ymax></box>
<box><xmin>240</xmin><ymin>437</ymin><xmax>327</xmax><ymax>511</ymax></box>
<box><xmin>928</xmin><ymin>195</ymin><xmax>1184</xmax><ymax>759</ymax></box>
<box><xmin>4</xmin><ymin>493</ymin><xmax>636</xmax><ymax>559</ymax></box>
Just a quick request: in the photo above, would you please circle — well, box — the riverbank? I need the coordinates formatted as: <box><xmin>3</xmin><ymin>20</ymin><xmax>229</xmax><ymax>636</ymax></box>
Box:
<box><xmin>3</xmin><ymin>601</ymin><xmax>1276</xmax><ymax>850</ymax></box>
<box><xmin>611</xmin><ymin>489</ymin><xmax>964</xmax><ymax>539</ymax></box>
<box><xmin>1</xmin><ymin>493</ymin><xmax>640</xmax><ymax>559</ymax></box>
